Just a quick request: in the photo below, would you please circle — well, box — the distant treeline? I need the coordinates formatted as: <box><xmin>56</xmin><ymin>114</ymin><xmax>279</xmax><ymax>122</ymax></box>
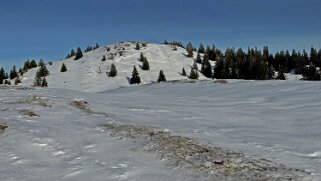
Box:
<box><xmin>1</xmin><ymin>41</ymin><xmax>321</xmax><ymax>85</ymax></box>
<box><xmin>164</xmin><ymin>40</ymin><xmax>321</xmax><ymax>81</ymax></box>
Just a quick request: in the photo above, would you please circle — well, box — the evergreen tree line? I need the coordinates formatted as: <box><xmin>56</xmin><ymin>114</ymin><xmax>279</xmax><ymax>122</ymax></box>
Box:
<box><xmin>0</xmin><ymin>67</ymin><xmax>8</xmax><ymax>84</ymax></box>
<box><xmin>181</xmin><ymin>42</ymin><xmax>321</xmax><ymax>81</ymax></box>
<box><xmin>162</xmin><ymin>40</ymin><xmax>185</xmax><ymax>48</ymax></box>
<box><xmin>84</xmin><ymin>43</ymin><xmax>100</xmax><ymax>53</ymax></box>
<box><xmin>66</xmin><ymin>43</ymin><xmax>99</xmax><ymax>59</ymax></box>
<box><xmin>34</xmin><ymin>64</ymin><xmax>49</xmax><ymax>87</ymax></box>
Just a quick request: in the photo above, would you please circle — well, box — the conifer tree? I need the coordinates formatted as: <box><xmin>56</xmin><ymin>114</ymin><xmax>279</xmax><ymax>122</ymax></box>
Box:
<box><xmin>29</xmin><ymin>60</ymin><xmax>37</xmax><ymax>68</ymax></box>
<box><xmin>23</xmin><ymin>60</ymin><xmax>30</xmax><ymax>71</ymax></box>
<box><xmin>193</xmin><ymin>62</ymin><xmax>198</xmax><ymax>70</ymax></box>
<box><xmin>60</xmin><ymin>63</ymin><xmax>67</xmax><ymax>72</ymax></box>
<box><xmin>74</xmin><ymin>47</ymin><xmax>83</xmax><ymax>60</ymax></box>
<box><xmin>277</xmin><ymin>67</ymin><xmax>286</xmax><ymax>80</ymax></box>
<box><xmin>130</xmin><ymin>66</ymin><xmax>141</xmax><ymax>84</ymax></box>
<box><xmin>201</xmin><ymin>56</ymin><xmax>212</xmax><ymax>78</ymax></box>
<box><xmin>41</xmin><ymin>77</ymin><xmax>48</xmax><ymax>87</ymax></box>
<box><xmin>18</xmin><ymin>68</ymin><xmax>23</xmax><ymax>76</ymax></box>
<box><xmin>198</xmin><ymin>43</ymin><xmax>205</xmax><ymax>54</ymax></box>
<box><xmin>186</xmin><ymin>42</ymin><xmax>194</xmax><ymax>57</ymax></box>
<box><xmin>196</xmin><ymin>53</ymin><xmax>202</xmax><ymax>63</ymax></box>
<box><xmin>0</xmin><ymin>67</ymin><xmax>5</xmax><ymax>84</ymax></box>
<box><xmin>85</xmin><ymin>46</ymin><xmax>93</xmax><ymax>52</ymax></box>
<box><xmin>138</xmin><ymin>53</ymin><xmax>145</xmax><ymax>62</ymax></box>
<box><xmin>70</xmin><ymin>49</ymin><xmax>76</xmax><ymax>57</ymax></box>
<box><xmin>213</xmin><ymin>59</ymin><xmax>223</xmax><ymax>79</ymax></box>
<box><xmin>181</xmin><ymin>68</ymin><xmax>186</xmax><ymax>76</ymax></box>
<box><xmin>142</xmin><ymin>58</ymin><xmax>150</xmax><ymax>70</ymax></box>
<box><xmin>189</xmin><ymin>67</ymin><xmax>198</xmax><ymax>79</ymax></box>
<box><xmin>38</xmin><ymin>59</ymin><xmax>45</xmax><ymax>67</ymax></box>
<box><xmin>36</xmin><ymin>65</ymin><xmax>49</xmax><ymax>78</ymax></box>
<box><xmin>94</xmin><ymin>43</ymin><xmax>100</xmax><ymax>49</ymax></box>
<box><xmin>101</xmin><ymin>55</ymin><xmax>106</xmax><ymax>61</ymax></box>
<box><xmin>108</xmin><ymin>63</ymin><xmax>117</xmax><ymax>77</ymax></box>
<box><xmin>135</xmin><ymin>42</ymin><xmax>140</xmax><ymax>50</ymax></box>
<box><xmin>302</xmin><ymin>64</ymin><xmax>321</xmax><ymax>80</ymax></box>
<box><xmin>157</xmin><ymin>70</ymin><xmax>166</xmax><ymax>82</ymax></box>
<box><xmin>9</xmin><ymin>65</ymin><xmax>18</xmax><ymax>80</ymax></box>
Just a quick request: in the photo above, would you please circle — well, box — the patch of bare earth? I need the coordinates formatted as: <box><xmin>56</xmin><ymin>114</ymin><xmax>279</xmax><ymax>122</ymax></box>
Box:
<box><xmin>70</xmin><ymin>99</ymin><xmax>312</xmax><ymax>180</ymax></box>
<box><xmin>1</xmin><ymin>95</ymin><xmax>51</xmax><ymax>107</ymax></box>
<box><xmin>0</xmin><ymin>123</ymin><xmax>8</xmax><ymax>130</ymax></box>
<box><xmin>103</xmin><ymin>123</ymin><xmax>312</xmax><ymax>181</ymax></box>
<box><xmin>19</xmin><ymin>110</ymin><xmax>40</xmax><ymax>117</ymax></box>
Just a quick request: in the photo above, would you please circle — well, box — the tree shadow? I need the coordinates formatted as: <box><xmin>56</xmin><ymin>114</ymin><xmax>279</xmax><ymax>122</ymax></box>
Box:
<box><xmin>126</xmin><ymin>76</ymin><xmax>131</xmax><ymax>84</ymax></box>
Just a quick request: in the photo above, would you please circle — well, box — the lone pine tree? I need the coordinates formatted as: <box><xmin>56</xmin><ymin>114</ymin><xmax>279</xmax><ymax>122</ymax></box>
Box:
<box><xmin>60</xmin><ymin>63</ymin><xmax>67</xmax><ymax>72</ymax></box>
<box><xmin>108</xmin><ymin>63</ymin><xmax>117</xmax><ymax>77</ymax></box>
<box><xmin>157</xmin><ymin>70</ymin><xmax>166</xmax><ymax>82</ymax></box>
<box><xmin>142</xmin><ymin>58</ymin><xmax>150</xmax><ymax>70</ymax></box>
<box><xmin>130</xmin><ymin>66</ymin><xmax>141</xmax><ymax>84</ymax></box>
<box><xmin>101</xmin><ymin>55</ymin><xmax>106</xmax><ymax>61</ymax></box>
<box><xmin>139</xmin><ymin>53</ymin><xmax>145</xmax><ymax>62</ymax></box>
<box><xmin>181</xmin><ymin>68</ymin><xmax>186</xmax><ymax>76</ymax></box>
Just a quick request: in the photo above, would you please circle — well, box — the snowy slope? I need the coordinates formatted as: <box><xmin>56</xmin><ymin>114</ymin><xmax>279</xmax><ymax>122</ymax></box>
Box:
<box><xmin>21</xmin><ymin>42</ymin><xmax>208</xmax><ymax>92</ymax></box>
<box><xmin>1</xmin><ymin>80</ymin><xmax>320</xmax><ymax>180</ymax></box>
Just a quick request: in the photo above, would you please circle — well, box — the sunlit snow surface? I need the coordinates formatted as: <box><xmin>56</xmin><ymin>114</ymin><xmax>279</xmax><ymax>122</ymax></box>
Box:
<box><xmin>1</xmin><ymin>80</ymin><xmax>321</xmax><ymax>180</ymax></box>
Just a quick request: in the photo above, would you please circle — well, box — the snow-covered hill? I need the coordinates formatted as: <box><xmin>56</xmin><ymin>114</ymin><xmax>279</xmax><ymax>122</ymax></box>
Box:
<box><xmin>21</xmin><ymin>42</ymin><xmax>208</xmax><ymax>92</ymax></box>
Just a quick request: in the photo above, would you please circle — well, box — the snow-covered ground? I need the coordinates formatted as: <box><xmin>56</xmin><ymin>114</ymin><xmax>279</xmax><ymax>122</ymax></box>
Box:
<box><xmin>2</xmin><ymin>42</ymin><xmax>320</xmax><ymax>180</ymax></box>
<box><xmin>1</xmin><ymin>80</ymin><xmax>321</xmax><ymax>180</ymax></box>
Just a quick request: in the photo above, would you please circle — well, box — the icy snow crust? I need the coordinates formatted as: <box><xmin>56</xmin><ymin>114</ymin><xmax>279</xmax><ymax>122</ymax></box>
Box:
<box><xmin>1</xmin><ymin>80</ymin><xmax>321</xmax><ymax>180</ymax></box>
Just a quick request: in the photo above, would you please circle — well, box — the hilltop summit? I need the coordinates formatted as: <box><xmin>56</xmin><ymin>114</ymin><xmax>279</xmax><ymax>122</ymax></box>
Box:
<box><xmin>21</xmin><ymin>42</ymin><xmax>209</xmax><ymax>92</ymax></box>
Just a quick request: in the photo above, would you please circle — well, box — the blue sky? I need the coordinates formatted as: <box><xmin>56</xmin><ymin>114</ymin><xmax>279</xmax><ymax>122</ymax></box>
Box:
<box><xmin>0</xmin><ymin>0</ymin><xmax>321</xmax><ymax>70</ymax></box>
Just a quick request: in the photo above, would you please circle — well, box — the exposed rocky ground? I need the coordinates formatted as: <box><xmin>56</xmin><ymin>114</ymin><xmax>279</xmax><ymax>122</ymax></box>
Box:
<box><xmin>103</xmin><ymin>123</ymin><xmax>311</xmax><ymax>181</ymax></box>
<box><xmin>68</xmin><ymin>97</ymin><xmax>313</xmax><ymax>180</ymax></box>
